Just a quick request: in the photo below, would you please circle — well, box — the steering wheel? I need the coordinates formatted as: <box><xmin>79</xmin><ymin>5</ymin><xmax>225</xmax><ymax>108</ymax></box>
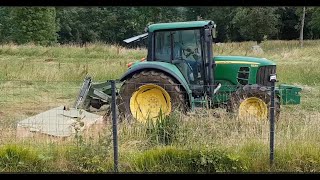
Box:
<box><xmin>182</xmin><ymin>47</ymin><xmax>194</xmax><ymax>58</ymax></box>
<box><xmin>182</xmin><ymin>47</ymin><xmax>200</xmax><ymax>60</ymax></box>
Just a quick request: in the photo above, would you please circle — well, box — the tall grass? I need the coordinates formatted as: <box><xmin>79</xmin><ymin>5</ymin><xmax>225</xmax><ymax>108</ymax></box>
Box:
<box><xmin>0</xmin><ymin>40</ymin><xmax>320</xmax><ymax>172</ymax></box>
<box><xmin>0</xmin><ymin>43</ymin><xmax>147</xmax><ymax>81</ymax></box>
<box><xmin>1</xmin><ymin>41</ymin><xmax>320</xmax><ymax>84</ymax></box>
<box><xmin>1</xmin><ymin>109</ymin><xmax>319</xmax><ymax>172</ymax></box>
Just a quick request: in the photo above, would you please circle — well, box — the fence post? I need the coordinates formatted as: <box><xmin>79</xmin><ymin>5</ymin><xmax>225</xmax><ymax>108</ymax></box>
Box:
<box><xmin>111</xmin><ymin>80</ymin><xmax>119</xmax><ymax>173</ymax></box>
<box><xmin>269</xmin><ymin>74</ymin><xmax>277</xmax><ymax>167</ymax></box>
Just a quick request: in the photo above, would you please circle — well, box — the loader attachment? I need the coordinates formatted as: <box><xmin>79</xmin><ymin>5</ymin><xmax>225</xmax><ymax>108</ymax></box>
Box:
<box><xmin>74</xmin><ymin>76</ymin><xmax>92</xmax><ymax>109</ymax></box>
<box><xmin>277</xmin><ymin>84</ymin><xmax>302</xmax><ymax>105</ymax></box>
<box><xmin>83</xmin><ymin>79</ymin><xmax>123</xmax><ymax>110</ymax></box>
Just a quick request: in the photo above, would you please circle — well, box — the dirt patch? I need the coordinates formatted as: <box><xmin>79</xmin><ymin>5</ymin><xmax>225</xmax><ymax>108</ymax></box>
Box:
<box><xmin>44</xmin><ymin>58</ymin><xmax>55</xmax><ymax>62</ymax></box>
<box><xmin>0</xmin><ymin>111</ymin><xmax>5</xmax><ymax>121</ymax></box>
<box><xmin>24</xmin><ymin>111</ymin><xmax>38</xmax><ymax>116</ymax></box>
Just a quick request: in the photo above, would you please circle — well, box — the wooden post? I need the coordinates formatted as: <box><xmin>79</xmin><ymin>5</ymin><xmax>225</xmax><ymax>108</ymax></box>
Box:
<box><xmin>299</xmin><ymin>7</ymin><xmax>306</xmax><ymax>48</ymax></box>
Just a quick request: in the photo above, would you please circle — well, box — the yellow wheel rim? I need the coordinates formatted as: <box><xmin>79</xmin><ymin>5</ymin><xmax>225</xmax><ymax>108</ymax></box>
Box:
<box><xmin>130</xmin><ymin>84</ymin><xmax>171</xmax><ymax>122</ymax></box>
<box><xmin>238</xmin><ymin>97</ymin><xmax>268</xmax><ymax>120</ymax></box>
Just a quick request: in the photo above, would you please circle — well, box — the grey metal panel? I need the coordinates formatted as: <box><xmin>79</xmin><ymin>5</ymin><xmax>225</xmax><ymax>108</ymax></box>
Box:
<box><xmin>17</xmin><ymin>106</ymin><xmax>102</xmax><ymax>137</ymax></box>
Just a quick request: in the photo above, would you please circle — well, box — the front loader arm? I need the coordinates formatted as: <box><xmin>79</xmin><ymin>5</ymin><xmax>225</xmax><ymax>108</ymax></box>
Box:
<box><xmin>75</xmin><ymin>77</ymin><xmax>123</xmax><ymax>110</ymax></box>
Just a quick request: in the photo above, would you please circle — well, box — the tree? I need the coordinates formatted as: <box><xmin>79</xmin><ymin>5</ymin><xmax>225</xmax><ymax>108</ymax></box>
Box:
<box><xmin>275</xmin><ymin>7</ymin><xmax>300</xmax><ymax>40</ymax></box>
<box><xmin>299</xmin><ymin>7</ymin><xmax>306</xmax><ymax>47</ymax></box>
<box><xmin>309</xmin><ymin>8</ymin><xmax>320</xmax><ymax>39</ymax></box>
<box><xmin>232</xmin><ymin>7</ymin><xmax>279</xmax><ymax>44</ymax></box>
<box><xmin>11</xmin><ymin>7</ymin><xmax>58</xmax><ymax>46</ymax></box>
<box><xmin>0</xmin><ymin>7</ymin><xmax>14</xmax><ymax>43</ymax></box>
<box><xmin>5</xmin><ymin>7</ymin><xmax>319</xmax><ymax>45</ymax></box>
<box><xmin>185</xmin><ymin>7</ymin><xmax>236</xmax><ymax>42</ymax></box>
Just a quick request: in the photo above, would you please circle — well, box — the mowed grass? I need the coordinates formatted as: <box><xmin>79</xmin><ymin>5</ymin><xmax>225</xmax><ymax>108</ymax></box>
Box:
<box><xmin>0</xmin><ymin>40</ymin><xmax>320</xmax><ymax>172</ymax></box>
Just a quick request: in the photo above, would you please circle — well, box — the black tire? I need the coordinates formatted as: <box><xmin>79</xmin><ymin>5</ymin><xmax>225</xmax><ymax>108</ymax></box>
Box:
<box><xmin>117</xmin><ymin>70</ymin><xmax>186</xmax><ymax>122</ymax></box>
<box><xmin>83</xmin><ymin>97</ymin><xmax>107</xmax><ymax>113</ymax></box>
<box><xmin>228</xmin><ymin>84</ymin><xmax>280</xmax><ymax>120</ymax></box>
<box><xmin>102</xmin><ymin>104</ymin><xmax>120</xmax><ymax>123</ymax></box>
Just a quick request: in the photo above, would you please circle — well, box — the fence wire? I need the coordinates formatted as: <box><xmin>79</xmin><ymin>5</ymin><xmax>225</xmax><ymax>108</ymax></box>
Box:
<box><xmin>0</xmin><ymin>77</ymin><xmax>318</xmax><ymax>172</ymax></box>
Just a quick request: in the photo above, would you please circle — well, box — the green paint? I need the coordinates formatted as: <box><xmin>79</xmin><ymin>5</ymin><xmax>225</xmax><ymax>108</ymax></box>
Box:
<box><xmin>148</xmin><ymin>21</ymin><xmax>214</xmax><ymax>32</ymax></box>
<box><xmin>278</xmin><ymin>84</ymin><xmax>302</xmax><ymax>105</ymax></box>
<box><xmin>129</xmin><ymin>61</ymin><xmax>191</xmax><ymax>93</ymax></box>
<box><xmin>124</xmin><ymin>61</ymin><xmax>194</xmax><ymax>107</ymax></box>
<box><xmin>214</xmin><ymin>56</ymin><xmax>276</xmax><ymax>86</ymax></box>
<box><xmin>85</xmin><ymin>20</ymin><xmax>301</xmax><ymax>110</ymax></box>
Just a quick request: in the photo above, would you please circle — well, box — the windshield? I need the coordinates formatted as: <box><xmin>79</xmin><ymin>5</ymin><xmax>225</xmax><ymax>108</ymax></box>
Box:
<box><xmin>154</xmin><ymin>29</ymin><xmax>203</xmax><ymax>86</ymax></box>
<box><xmin>155</xmin><ymin>29</ymin><xmax>201</xmax><ymax>62</ymax></box>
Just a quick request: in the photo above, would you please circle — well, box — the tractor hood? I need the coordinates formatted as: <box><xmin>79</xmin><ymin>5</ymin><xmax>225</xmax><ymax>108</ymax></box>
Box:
<box><xmin>213</xmin><ymin>55</ymin><xmax>276</xmax><ymax>86</ymax></box>
<box><xmin>214</xmin><ymin>56</ymin><xmax>276</xmax><ymax>66</ymax></box>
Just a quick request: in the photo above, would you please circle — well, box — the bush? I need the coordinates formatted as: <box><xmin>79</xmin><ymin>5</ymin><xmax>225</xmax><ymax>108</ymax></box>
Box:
<box><xmin>66</xmin><ymin>131</ymin><xmax>113</xmax><ymax>172</ymax></box>
<box><xmin>189</xmin><ymin>149</ymin><xmax>246</xmax><ymax>173</ymax></box>
<box><xmin>146</xmin><ymin>112</ymin><xmax>180</xmax><ymax>145</ymax></box>
<box><xmin>0</xmin><ymin>144</ymin><xmax>51</xmax><ymax>172</ymax></box>
<box><xmin>129</xmin><ymin>146</ymin><xmax>247</xmax><ymax>172</ymax></box>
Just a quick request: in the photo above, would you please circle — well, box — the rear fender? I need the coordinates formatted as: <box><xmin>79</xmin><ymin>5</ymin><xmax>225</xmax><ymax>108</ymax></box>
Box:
<box><xmin>120</xmin><ymin>62</ymin><xmax>192</xmax><ymax>107</ymax></box>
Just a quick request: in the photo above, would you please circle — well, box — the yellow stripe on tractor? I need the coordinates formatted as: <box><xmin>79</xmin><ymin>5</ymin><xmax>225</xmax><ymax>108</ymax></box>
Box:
<box><xmin>216</xmin><ymin>61</ymin><xmax>260</xmax><ymax>65</ymax></box>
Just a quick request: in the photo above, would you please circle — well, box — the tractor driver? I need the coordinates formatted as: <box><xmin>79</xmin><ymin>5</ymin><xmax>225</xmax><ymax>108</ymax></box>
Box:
<box><xmin>172</xmin><ymin>30</ymin><xmax>202</xmax><ymax>85</ymax></box>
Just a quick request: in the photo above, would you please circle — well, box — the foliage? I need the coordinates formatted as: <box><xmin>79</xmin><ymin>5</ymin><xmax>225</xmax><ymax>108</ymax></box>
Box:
<box><xmin>10</xmin><ymin>7</ymin><xmax>57</xmax><ymax>46</ymax></box>
<box><xmin>275</xmin><ymin>7</ymin><xmax>300</xmax><ymax>40</ymax></box>
<box><xmin>0</xmin><ymin>144</ymin><xmax>52</xmax><ymax>172</ymax></box>
<box><xmin>309</xmin><ymin>8</ymin><xmax>320</xmax><ymax>39</ymax></box>
<box><xmin>0</xmin><ymin>7</ymin><xmax>14</xmax><ymax>43</ymax></box>
<box><xmin>189</xmin><ymin>149</ymin><xmax>246</xmax><ymax>173</ymax></box>
<box><xmin>66</xmin><ymin>129</ymin><xmax>113</xmax><ymax>172</ymax></box>
<box><xmin>1</xmin><ymin>7</ymin><xmax>320</xmax><ymax>45</ymax></box>
<box><xmin>129</xmin><ymin>146</ymin><xmax>246</xmax><ymax>172</ymax></box>
<box><xmin>232</xmin><ymin>7</ymin><xmax>279</xmax><ymax>44</ymax></box>
<box><xmin>146</xmin><ymin>112</ymin><xmax>180</xmax><ymax>145</ymax></box>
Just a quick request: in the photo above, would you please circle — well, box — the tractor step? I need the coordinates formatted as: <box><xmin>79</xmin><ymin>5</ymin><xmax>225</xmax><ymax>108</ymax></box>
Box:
<box><xmin>193</xmin><ymin>98</ymin><xmax>208</xmax><ymax>108</ymax></box>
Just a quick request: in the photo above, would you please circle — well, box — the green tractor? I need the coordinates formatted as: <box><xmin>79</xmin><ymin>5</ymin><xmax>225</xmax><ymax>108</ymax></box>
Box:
<box><xmin>81</xmin><ymin>20</ymin><xmax>301</xmax><ymax>122</ymax></box>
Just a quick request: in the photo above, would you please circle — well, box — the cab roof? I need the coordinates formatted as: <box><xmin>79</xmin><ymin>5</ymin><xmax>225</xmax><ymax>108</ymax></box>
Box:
<box><xmin>147</xmin><ymin>20</ymin><xmax>215</xmax><ymax>32</ymax></box>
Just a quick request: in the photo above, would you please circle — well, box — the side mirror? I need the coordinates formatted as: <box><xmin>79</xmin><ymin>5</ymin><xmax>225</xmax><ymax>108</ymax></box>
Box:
<box><xmin>212</xmin><ymin>28</ymin><xmax>216</xmax><ymax>39</ymax></box>
<box><xmin>212</xmin><ymin>24</ymin><xmax>217</xmax><ymax>39</ymax></box>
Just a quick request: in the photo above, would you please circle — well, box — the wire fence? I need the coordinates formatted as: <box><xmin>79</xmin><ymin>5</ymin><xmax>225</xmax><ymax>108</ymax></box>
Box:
<box><xmin>0</xmin><ymin>76</ymin><xmax>319</xmax><ymax>172</ymax></box>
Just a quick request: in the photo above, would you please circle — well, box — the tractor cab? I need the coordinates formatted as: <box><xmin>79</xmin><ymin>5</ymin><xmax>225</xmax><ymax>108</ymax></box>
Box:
<box><xmin>146</xmin><ymin>21</ymin><xmax>216</xmax><ymax>98</ymax></box>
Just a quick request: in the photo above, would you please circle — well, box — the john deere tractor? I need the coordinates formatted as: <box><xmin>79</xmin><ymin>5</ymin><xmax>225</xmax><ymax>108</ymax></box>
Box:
<box><xmin>80</xmin><ymin>20</ymin><xmax>301</xmax><ymax>122</ymax></box>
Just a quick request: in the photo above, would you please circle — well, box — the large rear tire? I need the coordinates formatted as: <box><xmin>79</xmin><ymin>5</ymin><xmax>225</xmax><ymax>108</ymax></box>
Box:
<box><xmin>118</xmin><ymin>70</ymin><xmax>186</xmax><ymax>122</ymax></box>
<box><xmin>228</xmin><ymin>84</ymin><xmax>280</xmax><ymax>120</ymax></box>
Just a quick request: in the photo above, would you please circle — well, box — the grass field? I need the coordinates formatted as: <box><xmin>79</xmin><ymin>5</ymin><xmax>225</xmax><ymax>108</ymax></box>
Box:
<box><xmin>0</xmin><ymin>40</ymin><xmax>320</xmax><ymax>172</ymax></box>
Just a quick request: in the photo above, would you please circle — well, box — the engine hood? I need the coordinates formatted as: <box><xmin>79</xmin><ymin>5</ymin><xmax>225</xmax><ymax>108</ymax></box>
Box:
<box><xmin>214</xmin><ymin>56</ymin><xmax>276</xmax><ymax>66</ymax></box>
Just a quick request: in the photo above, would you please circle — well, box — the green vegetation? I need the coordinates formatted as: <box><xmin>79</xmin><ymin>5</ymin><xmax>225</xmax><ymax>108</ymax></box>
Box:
<box><xmin>232</xmin><ymin>7</ymin><xmax>279</xmax><ymax>43</ymax></box>
<box><xmin>0</xmin><ymin>40</ymin><xmax>319</xmax><ymax>172</ymax></box>
<box><xmin>0</xmin><ymin>144</ymin><xmax>51</xmax><ymax>172</ymax></box>
<box><xmin>11</xmin><ymin>7</ymin><xmax>57</xmax><ymax>46</ymax></box>
<box><xmin>1</xmin><ymin>7</ymin><xmax>320</xmax><ymax>45</ymax></box>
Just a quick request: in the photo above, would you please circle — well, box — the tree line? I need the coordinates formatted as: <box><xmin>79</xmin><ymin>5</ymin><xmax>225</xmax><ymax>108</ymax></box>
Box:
<box><xmin>0</xmin><ymin>7</ymin><xmax>320</xmax><ymax>46</ymax></box>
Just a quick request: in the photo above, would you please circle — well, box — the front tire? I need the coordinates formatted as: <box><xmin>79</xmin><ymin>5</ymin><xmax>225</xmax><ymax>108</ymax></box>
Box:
<box><xmin>228</xmin><ymin>84</ymin><xmax>280</xmax><ymax>120</ymax></box>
